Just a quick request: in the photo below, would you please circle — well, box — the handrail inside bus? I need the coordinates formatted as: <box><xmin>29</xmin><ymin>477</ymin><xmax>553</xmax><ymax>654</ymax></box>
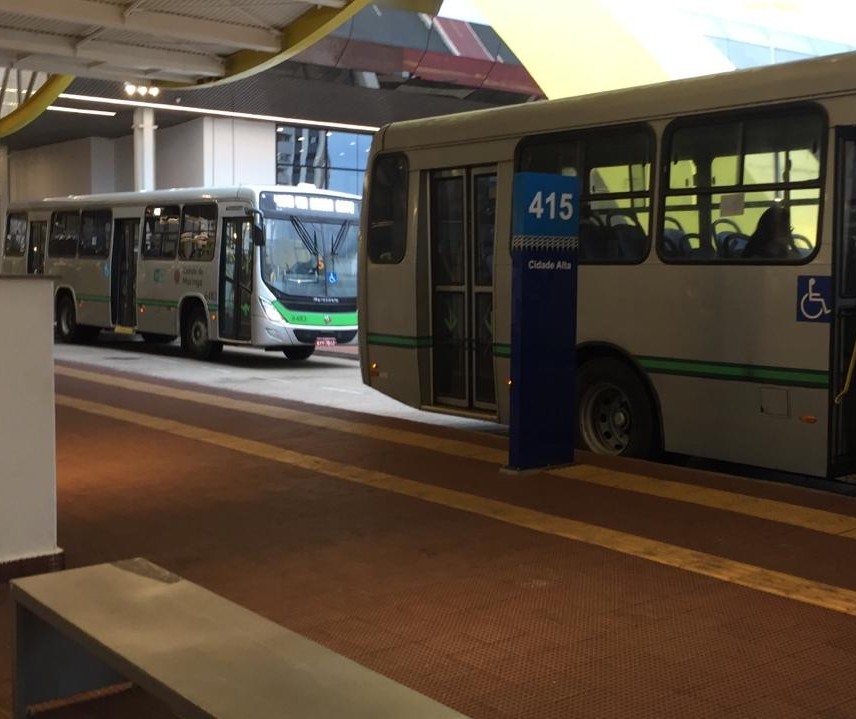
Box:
<box><xmin>834</xmin><ymin>340</ymin><xmax>856</xmax><ymax>405</ymax></box>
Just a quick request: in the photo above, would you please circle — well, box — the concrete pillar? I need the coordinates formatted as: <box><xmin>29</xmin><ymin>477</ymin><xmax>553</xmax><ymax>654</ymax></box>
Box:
<box><xmin>0</xmin><ymin>277</ymin><xmax>64</xmax><ymax>580</ymax></box>
<box><xmin>133</xmin><ymin>107</ymin><xmax>156</xmax><ymax>191</ymax></box>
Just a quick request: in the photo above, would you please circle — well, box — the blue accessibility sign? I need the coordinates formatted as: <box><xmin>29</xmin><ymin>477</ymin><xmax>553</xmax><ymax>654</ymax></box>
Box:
<box><xmin>796</xmin><ymin>275</ymin><xmax>832</xmax><ymax>323</ymax></box>
<box><xmin>327</xmin><ymin>271</ymin><xmax>338</xmax><ymax>284</ymax></box>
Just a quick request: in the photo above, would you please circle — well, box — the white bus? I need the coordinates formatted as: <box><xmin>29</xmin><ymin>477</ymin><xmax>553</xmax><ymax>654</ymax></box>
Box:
<box><xmin>2</xmin><ymin>185</ymin><xmax>360</xmax><ymax>360</ymax></box>
<box><xmin>358</xmin><ymin>51</ymin><xmax>856</xmax><ymax>481</ymax></box>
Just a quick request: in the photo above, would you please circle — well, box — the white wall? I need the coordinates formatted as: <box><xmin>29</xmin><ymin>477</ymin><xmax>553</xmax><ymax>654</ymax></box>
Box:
<box><xmin>156</xmin><ymin>118</ymin><xmax>206</xmax><ymax>189</ymax></box>
<box><xmin>9</xmin><ymin>138</ymin><xmax>96</xmax><ymax>202</ymax></box>
<box><xmin>205</xmin><ymin>117</ymin><xmax>275</xmax><ymax>186</ymax></box>
<box><xmin>7</xmin><ymin>112</ymin><xmax>277</xmax><ymax>200</ymax></box>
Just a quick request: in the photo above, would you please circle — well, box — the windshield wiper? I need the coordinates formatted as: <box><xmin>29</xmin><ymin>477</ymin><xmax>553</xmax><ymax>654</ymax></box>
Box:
<box><xmin>290</xmin><ymin>217</ymin><xmax>318</xmax><ymax>257</ymax></box>
<box><xmin>331</xmin><ymin>220</ymin><xmax>351</xmax><ymax>256</ymax></box>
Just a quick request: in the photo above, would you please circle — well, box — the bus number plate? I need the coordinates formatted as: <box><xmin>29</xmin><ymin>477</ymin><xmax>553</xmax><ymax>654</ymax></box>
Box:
<box><xmin>315</xmin><ymin>337</ymin><xmax>337</xmax><ymax>347</ymax></box>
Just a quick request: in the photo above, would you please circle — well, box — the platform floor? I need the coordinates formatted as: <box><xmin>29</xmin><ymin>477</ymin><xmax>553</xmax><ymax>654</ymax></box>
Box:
<box><xmin>3</xmin><ymin>359</ymin><xmax>856</xmax><ymax>718</ymax></box>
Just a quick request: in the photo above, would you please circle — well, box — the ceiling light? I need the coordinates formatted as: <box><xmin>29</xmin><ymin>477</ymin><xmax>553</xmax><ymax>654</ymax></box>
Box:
<box><xmin>47</xmin><ymin>106</ymin><xmax>117</xmax><ymax>117</ymax></box>
<box><xmin>124</xmin><ymin>83</ymin><xmax>136</xmax><ymax>96</ymax></box>
<box><xmin>148</xmin><ymin>86</ymin><xmax>160</xmax><ymax>97</ymax></box>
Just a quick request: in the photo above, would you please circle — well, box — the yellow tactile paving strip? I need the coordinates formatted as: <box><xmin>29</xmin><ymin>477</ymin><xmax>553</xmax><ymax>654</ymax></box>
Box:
<box><xmin>56</xmin><ymin>391</ymin><xmax>856</xmax><ymax>619</ymax></box>
<box><xmin>56</xmin><ymin>365</ymin><xmax>856</xmax><ymax>538</ymax></box>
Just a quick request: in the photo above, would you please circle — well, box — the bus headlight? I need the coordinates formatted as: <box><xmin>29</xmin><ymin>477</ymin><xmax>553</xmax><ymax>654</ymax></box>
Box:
<box><xmin>260</xmin><ymin>299</ymin><xmax>284</xmax><ymax>323</ymax></box>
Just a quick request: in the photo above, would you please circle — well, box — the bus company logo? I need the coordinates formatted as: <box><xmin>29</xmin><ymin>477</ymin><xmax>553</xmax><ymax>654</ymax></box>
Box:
<box><xmin>312</xmin><ymin>297</ymin><xmax>340</xmax><ymax>304</ymax></box>
<box><xmin>323</xmin><ymin>314</ymin><xmax>332</xmax><ymax>325</ymax></box>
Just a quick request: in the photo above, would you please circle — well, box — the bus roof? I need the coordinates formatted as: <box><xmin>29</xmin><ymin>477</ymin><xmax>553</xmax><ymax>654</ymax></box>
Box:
<box><xmin>9</xmin><ymin>184</ymin><xmax>361</xmax><ymax>211</ymax></box>
<box><xmin>380</xmin><ymin>50</ymin><xmax>856</xmax><ymax>152</ymax></box>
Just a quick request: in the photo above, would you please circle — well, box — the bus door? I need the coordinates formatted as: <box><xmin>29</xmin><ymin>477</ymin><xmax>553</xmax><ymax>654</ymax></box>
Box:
<box><xmin>429</xmin><ymin>168</ymin><xmax>497</xmax><ymax>411</ymax></box>
<box><xmin>111</xmin><ymin>218</ymin><xmax>139</xmax><ymax>327</ymax></box>
<box><xmin>220</xmin><ymin>216</ymin><xmax>253</xmax><ymax>342</ymax></box>
<box><xmin>27</xmin><ymin>221</ymin><xmax>46</xmax><ymax>274</ymax></box>
<box><xmin>832</xmin><ymin>128</ymin><xmax>856</xmax><ymax>476</ymax></box>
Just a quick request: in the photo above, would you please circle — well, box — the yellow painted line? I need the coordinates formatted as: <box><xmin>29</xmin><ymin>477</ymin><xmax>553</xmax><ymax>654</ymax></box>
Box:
<box><xmin>55</xmin><ymin>365</ymin><xmax>856</xmax><ymax>538</ymax></box>
<box><xmin>56</xmin><ymin>393</ymin><xmax>856</xmax><ymax>618</ymax></box>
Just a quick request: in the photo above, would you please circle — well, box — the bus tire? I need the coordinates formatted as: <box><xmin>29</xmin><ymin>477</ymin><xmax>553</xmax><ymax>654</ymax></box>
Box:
<box><xmin>181</xmin><ymin>305</ymin><xmax>222</xmax><ymax>361</ymax></box>
<box><xmin>576</xmin><ymin>357</ymin><xmax>656</xmax><ymax>458</ymax></box>
<box><xmin>283</xmin><ymin>346</ymin><xmax>315</xmax><ymax>360</ymax></box>
<box><xmin>55</xmin><ymin>294</ymin><xmax>79</xmax><ymax>343</ymax></box>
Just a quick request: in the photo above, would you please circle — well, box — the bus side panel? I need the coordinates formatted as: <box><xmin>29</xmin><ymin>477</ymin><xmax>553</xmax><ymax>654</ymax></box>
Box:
<box><xmin>74</xmin><ymin>258</ymin><xmax>113</xmax><ymax>328</ymax></box>
<box><xmin>135</xmin><ymin>259</ymin><xmax>182</xmax><ymax>336</ymax></box>
<box><xmin>654</xmin><ymin>375</ymin><xmax>828</xmax><ymax>476</ymax></box>
<box><xmin>363</xmin><ymin>170</ymin><xmax>424</xmax><ymax>409</ymax></box>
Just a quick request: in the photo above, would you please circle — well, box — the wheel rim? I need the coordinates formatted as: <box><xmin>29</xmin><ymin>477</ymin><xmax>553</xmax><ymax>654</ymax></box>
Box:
<box><xmin>190</xmin><ymin>318</ymin><xmax>208</xmax><ymax>349</ymax></box>
<box><xmin>579</xmin><ymin>380</ymin><xmax>632</xmax><ymax>454</ymax></box>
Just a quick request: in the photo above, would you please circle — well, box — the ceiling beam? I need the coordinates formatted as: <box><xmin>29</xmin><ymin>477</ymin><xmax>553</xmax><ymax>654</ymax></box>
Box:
<box><xmin>0</xmin><ymin>0</ymin><xmax>281</xmax><ymax>52</ymax></box>
<box><xmin>0</xmin><ymin>28</ymin><xmax>224</xmax><ymax>77</ymax></box>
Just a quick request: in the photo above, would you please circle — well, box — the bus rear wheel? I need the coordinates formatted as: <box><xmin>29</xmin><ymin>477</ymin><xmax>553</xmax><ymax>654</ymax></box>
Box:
<box><xmin>181</xmin><ymin>305</ymin><xmax>222</xmax><ymax>361</ymax></box>
<box><xmin>576</xmin><ymin>358</ymin><xmax>656</xmax><ymax>458</ymax></box>
<box><xmin>56</xmin><ymin>294</ymin><xmax>79</xmax><ymax>343</ymax></box>
<box><xmin>283</xmin><ymin>346</ymin><xmax>315</xmax><ymax>360</ymax></box>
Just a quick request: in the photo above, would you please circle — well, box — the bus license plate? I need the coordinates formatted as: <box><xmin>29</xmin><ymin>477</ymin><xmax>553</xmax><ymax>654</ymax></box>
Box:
<box><xmin>315</xmin><ymin>337</ymin><xmax>337</xmax><ymax>347</ymax></box>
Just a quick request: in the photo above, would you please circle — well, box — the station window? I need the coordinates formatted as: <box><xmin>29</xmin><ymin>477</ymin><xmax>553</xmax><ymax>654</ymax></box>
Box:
<box><xmin>78</xmin><ymin>209</ymin><xmax>112</xmax><ymax>258</ymax></box>
<box><xmin>4</xmin><ymin>213</ymin><xmax>27</xmax><ymax>257</ymax></box>
<box><xmin>275</xmin><ymin>125</ymin><xmax>373</xmax><ymax>196</ymax></box>
<box><xmin>48</xmin><ymin>211</ymin><xmax>80</xmax><ymax>258</ymax></box>
<box><xmin>143</xmin><ymin>205</ymin><xmax>180</xmax><ymax>259</ymax></box>
<box><xmin>518</xmin><ymin>126</ymin><xmax>653</xmax><ymax>263</ymax></box>
<box><xmin>179</xmin><ymin>203</ymin><xmax>217</xmax><ymax>261</ymax></box>
<box><xmin>367</xmin><ymin>153</ymin><xmax>408</xmax><ymax>264</ymax></box>
<box><xmin>661</xmin><ymin>106</ymin><xmax>824</xmax><ymax>263</ymax></box>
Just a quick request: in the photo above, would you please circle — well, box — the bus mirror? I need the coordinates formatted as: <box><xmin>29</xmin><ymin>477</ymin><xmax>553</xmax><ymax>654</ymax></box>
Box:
<box><xmin>253</xmin><ymin>224</ymin><xmax>265</xmax><ymax>247</ymax></box>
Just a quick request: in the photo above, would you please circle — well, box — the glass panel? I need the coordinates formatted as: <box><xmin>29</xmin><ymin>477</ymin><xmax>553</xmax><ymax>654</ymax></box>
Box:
<box><xmin>474</xmin><ymin>293</ymin><xmax>495</xmax><ymax>404</ymax></box>
<box><xmin>143</xmin><ymin>205</ymin><xmax>180</xmax><ymax>259</ymax></box>
<box><xmin>432</xmin><ymin>291</ymin><xmax>466</xmax><ymax>401</ymax></box>
<box><xmin>519</xmin><ymin>139</ymin><xmax>579</xmax><ymax>176</ymax></box>
<box><xmin>327</xmin><ymin>131</ymin><xmax>359</xmax><ymax>170</ymax></box>
<box><xmin>180</xmin><ymin>203</ymin><xmax>217</xmax><ymax>261</ymax></box>
<box><xmin>670</xmin><ymin>122</ymin><xmax>741</xmax><ymax>189</ymax></box>
<box><xmin>474</xmin><ymin>174</ymin><xmax>496</xmax><ymax>286</ymax></box>
<box><xmin>432</xmin><ymin>176</ymin><xmax>465</xmax><ymax>286</ymax></box>
<box><xmin>743</xmin><ymin>112</ymin><xmax>823</xmax><ymax>184</ymax></box>
<box><xmin>78</xmin><ymin>210</ymin><xmax>111</xmax><ymax>258</ymax></box>
<box><xmin>367</xmin><ymin>154</ymin><xmax>408</xmax><ymax>264</ymax></box>
<box><xmin>842</xmin><ymin>141</ymin><xmax>856</xmax><ymax>297</ymax></box>
<box><xmin>48</xmin><ymin>211</ymin><xmax>80</xmax><ymax>258</ymax></box>
<box><xmin>4</xmin><ymin>213</ymin><xmax>27</xmax><ymax>257</ymax></box>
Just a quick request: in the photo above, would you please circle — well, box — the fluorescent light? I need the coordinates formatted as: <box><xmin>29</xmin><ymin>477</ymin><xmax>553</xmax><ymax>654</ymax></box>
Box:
<box><xmin>47</xmin><ymin>106</ymin><xmax>117</xmax><ymax>117</ymax></box>
<box><xmin>58</xmin><ymin>93</ymin><xmax>380</xmax><ymax>133</ymax></box>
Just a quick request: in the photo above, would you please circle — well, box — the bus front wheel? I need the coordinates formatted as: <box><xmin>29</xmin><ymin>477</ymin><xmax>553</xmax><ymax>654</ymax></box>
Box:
<box><xmin>181</xmin><ymin>305</ymin><xmax>222</xmax><ymax>361</ymax></box>
<box><xmin>576</xmin><ymin>358</ymin><xmax>657</xmax><ymax>458</ymax></box>
<box><xmin>283</xmin><ymin>346</ymin><xmax>315</xmax><ymax>360</ymax></box>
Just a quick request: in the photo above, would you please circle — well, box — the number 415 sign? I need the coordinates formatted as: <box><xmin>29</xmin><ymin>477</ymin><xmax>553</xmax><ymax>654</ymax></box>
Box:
<box><xmin>512</xmin><ymin>173</ymin><xmax>580</xmax><ymax>239</ymax></box>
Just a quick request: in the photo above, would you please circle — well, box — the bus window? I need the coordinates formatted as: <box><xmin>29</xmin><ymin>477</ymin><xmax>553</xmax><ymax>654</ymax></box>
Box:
<box><xmin>661</xmin><ymin>107</ymin><xmax>823</xmax><ymax>262</ymax></box>
<box><xmin>367</xmin><ymin>153</ymin><xmax>408</xmax><ymax>264</ymax></box>
<box><xmin>78</xmin><ymin>209</ymin><xmax>112</xmax><ymax>258</ymax></box>
<box><xmin>180</xmin><ymin>203</ymin><xmax>217</xmax><ymax>261</ymax></box>
<box><xmin>49</xmin><ymin>211</ymin><xmax>80</xmax><ymax>258</ymax></box>
<box><xmin>4</xmin><ymin>213</ymin><xmax>27</xmax><ymax>257</ymax></box>
<box><xmin>143</xmin><ymin>205</ymin><xmax>180</xmax><ymax>259</ymax></box>
<box><xmin>518</xmin><ymin>127</ymin><xmax>652</xmax><ymax>262</ymax></box>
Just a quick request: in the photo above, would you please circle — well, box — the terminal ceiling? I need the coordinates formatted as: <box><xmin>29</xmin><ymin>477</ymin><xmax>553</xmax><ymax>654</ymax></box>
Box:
<box><xmin>0</xmin><ymin>0</ymin><xmax>445</xmax><ymax>138</ymax></box>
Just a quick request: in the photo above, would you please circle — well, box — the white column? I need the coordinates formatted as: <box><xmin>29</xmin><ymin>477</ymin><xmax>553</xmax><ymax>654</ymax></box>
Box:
<box><xmin>0</xmin><ymin>277</ymin><xmax>62</xmax><ymax>577</ymax></box>
<box><xmin>133</xmin><ymin>107</ymin><xmax>156</xmax><ymax>191</ymax></box>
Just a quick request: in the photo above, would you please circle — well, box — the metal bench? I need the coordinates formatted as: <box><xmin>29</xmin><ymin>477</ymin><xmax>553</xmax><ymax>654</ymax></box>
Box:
<box><xmin>11</xmin><ymin>558</ymin><xmax>467</xmax><ymax>719</ymax></box>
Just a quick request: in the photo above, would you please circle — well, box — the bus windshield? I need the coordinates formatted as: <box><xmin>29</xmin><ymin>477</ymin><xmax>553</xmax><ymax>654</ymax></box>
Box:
<box><xmin>262</xmin><ymin>215</ymin><xmax>358</xmax><ymax>300</ymax></box>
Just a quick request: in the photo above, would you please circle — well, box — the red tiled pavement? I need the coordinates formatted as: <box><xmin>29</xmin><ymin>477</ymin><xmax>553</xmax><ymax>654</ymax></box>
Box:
<box><xmin>3</xmin><ymin>363</ymin><xmax>856</xmax><ymax>718</ymax></box>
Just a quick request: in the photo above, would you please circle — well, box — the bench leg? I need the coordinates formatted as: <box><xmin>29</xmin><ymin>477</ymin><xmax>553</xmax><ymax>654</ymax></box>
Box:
<box><xmin>13</xmin><ymin>603</ymin><xmax>126</xmax><ymax>719</ymax></box>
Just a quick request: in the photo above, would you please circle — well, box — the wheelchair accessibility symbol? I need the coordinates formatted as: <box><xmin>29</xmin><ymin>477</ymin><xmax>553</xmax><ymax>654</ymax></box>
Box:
<box><xmin>797</xmin><ymin>275</ymin><xmax>832</xmax><ymax>323</ymax></box>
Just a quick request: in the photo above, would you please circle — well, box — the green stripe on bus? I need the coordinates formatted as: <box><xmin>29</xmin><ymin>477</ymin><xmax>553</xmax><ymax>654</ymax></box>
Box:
<box><xmin>137</xmin><ymin>298</ymin><xmax>179</xmax><ymax>308</ymax></box>
<box><xmin>273</xmin><ymin>301</ymin><xmax>357</xmax><ymax>327</ymax></box>
<box><xmin>636</xmin><ymin>355</ymin><xmax>829</xmax><ymax>388</ymax></box>
<box><xmin>76</xmin><ymin>294</ymin><xmax>109</xmax><ymax>303</ymax></box>
<box><xmin>366</xmin><ymin>333</ymin><xmax>432</xmax><ymax>348</ymax></box>
<box><xmin>493</xmin><ymin>343</ymin><xmax>511</xmax><ymax>358</ymax></box>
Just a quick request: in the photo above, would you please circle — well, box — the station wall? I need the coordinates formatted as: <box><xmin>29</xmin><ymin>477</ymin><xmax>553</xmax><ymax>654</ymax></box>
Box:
<box><xmin>7</xmin><ymin>116</ymin><xmax>276</xmax><ymax>203</ymax></box>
